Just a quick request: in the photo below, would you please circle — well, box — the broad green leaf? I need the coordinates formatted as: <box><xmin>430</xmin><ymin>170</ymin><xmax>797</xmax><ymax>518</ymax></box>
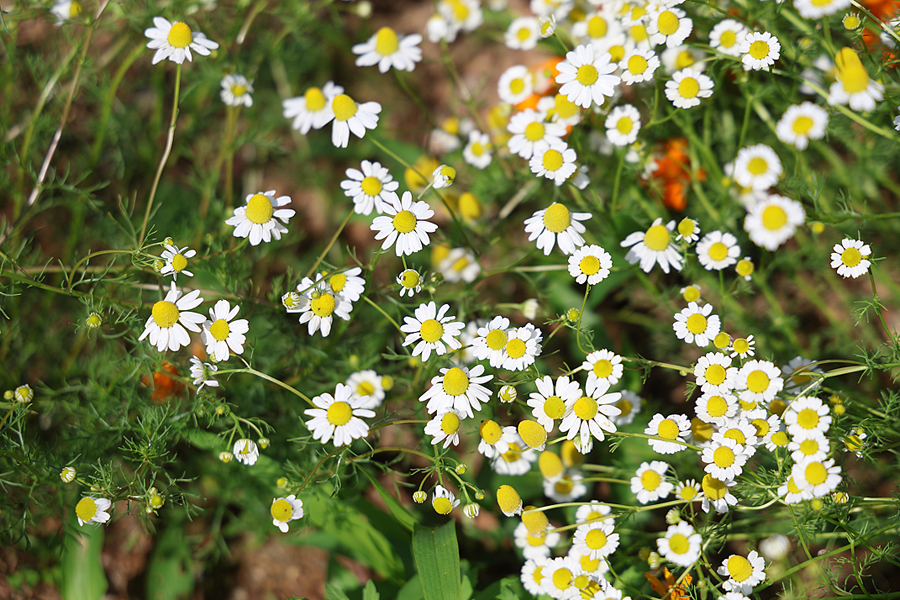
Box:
<box><xmin>412</xmin><ymin>522</ymin><xmax>461</xmax><ymax>600</ymax></box>
<box><xmin>360</xmin><ymin>468</ymin><xmax>419</xmax><ymax>532</ymax></box>
<box><xmin>61</xmin><ymin>523</ymin><xmax>108</xmax><ymax>600</ymax></box>
<box><xmin>326</xmin><ymin>583</ymin><xmax>351</xmax><ymax>600</ymax></box>
<box><xmin>396</xmin><ymin>574</ymin><xmax>424</xmax><ymax>600</ymax></box>
<box><xmin>363</xmin><ymin>580</ymin><xmax>380</xmax><ymax>600</ymax></box>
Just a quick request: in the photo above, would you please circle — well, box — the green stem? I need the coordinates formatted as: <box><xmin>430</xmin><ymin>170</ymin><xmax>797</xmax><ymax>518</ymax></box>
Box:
<box><xmin>218</xmin><ymin>366</ymin><xmax>313</xmax><ymax>405</ymax></box>
<box><xmin>363</xmin><ymin>296</ymin><xmax>403</xmax><ymax>333</ymax></box>
<box><xmin>305</xmin><ymin>209</ymin><xmax>354</xmax><ymax>279</ymax></box>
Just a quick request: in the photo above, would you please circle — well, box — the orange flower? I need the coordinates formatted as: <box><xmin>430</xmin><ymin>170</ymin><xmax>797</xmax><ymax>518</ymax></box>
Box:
<box><xmin>141</xmin><ymin>361</ymin><xmax>184</xmax><ymax>403</ymax></box>
<box><xmin>533</xmin><ymin>57</ymin><xmax>565</xmax><ymax>95</ymax></box>
<box><xmin>649</xmin><ymin>138</ymin><xmax>706</xmax><ymax>212</ymax></box>
<box><xmin>645</xmin><ymin>567</ymin><xmax>692</xmax><ymax>600</ymax></box>
<box><xmin>862</xmin><ymin>0</ymin><xmax>900</xmax><ymax>19</ymax></box>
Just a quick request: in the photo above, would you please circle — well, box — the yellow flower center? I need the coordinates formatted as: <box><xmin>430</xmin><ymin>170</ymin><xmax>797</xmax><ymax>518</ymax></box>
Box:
<box><xmin>705</xmin><ymin>364</ymin><xmax>727</xmax><ymax>386</ymax></box>
<box><xmin>707</xmin><ymin>395</ymin><xmax>728</xmax><ymax>417</ymax></box>
<box><xmin>657</xmin><ymin>11</ymin><xmax>679</xmax><ymax>36</ymax></box>
<box><xmin>841</xmin><ymin>247</ymin><xmax>862</xmax><ymax>267</ymax></box>
<box><xmin>231</xmin><ymin>85</ymin><xmax>247</xmax><ymax>97</ymax></box>
<box><xmin>326</xmin><ymin>401</ymin><xmax>353</xmax><ymax>426</ymax></box>
<box><xmin>542</xmin><ymin>149</ymin><xmax>565</xmax><ymax>172</ymax></box>
<box><xmin>70</xmin><ymin>1</ymin><xmax>82</xmax><ymax>17</ymax></box>
<box><xmin>588</xmin><ymin>16</ymin><xmax>608</xmax><ymax>38</ymax></box>
<box><xmin>357</xmin><ymin>381</ymin><xmax>375</xmax><ymax>397</ymax></box>
<box><xmin>630</xmin><ymin>25</ymin><xmax>648</xmax><ymax>42</ymax></box>
<box><xmin>684</xmin><ymin>287</ymin><xmax>701</xmax><ymax>303</ymax></box>
<box><xmin>579</xmin><ymin>255</ymin><xmax>601</xmax><ymax>275</ymax></box>
<box><xmin>726</xmin><ymin>555</ymin><xmax>753</xmax><ymax>582</ymax></box>
<box><xmin>686</xmin><ymin>313</ymin><xmax>708</xmax><ymax>335</ymax></box>
<box><xmin>527</xmin><ymin>532</ymin><xmax>547</xmax><ymax>546</ymax></box>
<box><xmin>375</xmin><ymin>27</ymin><xmax>399</xmax><ymax>55</ymax></box>
<box><xmin>678</xmin><ymin>77</ymin><xmax>700</xmax><ymax>98</ymax></box>
<box><xmin>552</xmin><ymin>568</ymin><xmax>573</xmax><ymax>590</ymax></box>
<box><xmin>271</xmin><ymin>498</ymin><xmax>293</xmax><ymax>521</ymax></box>
<box><xmin>762</xmin><ymin>205</ymin><xmax>788</xmax><ymax>230</ymax></box>
<box><xmin>720</xmin><ymin>30</ymin><xmax>737</xmax><ymax>48</ymax></box>
<box><xmin>576</xmin><ymin>64</ymin><xmax>599</xmax><ymax>86</ymax></box>
<box><xmin>799</xmin><ymin>438</ymin><xmax>820</xmax><ymax>456</ymax></box>
<box><xmin>519</xmin><ymin>420</ymin><xmax>548</xmax><ymax>448</ymax></box>
<box><xmin>836</xmin><ymin>47</ymin><xmax>869</xmax><ymax>93</ymax></box>
<box><xmin>679</xmin><ymin>486</ymin><xmax>697</xmax><ymax>500</ymax></box>
<box><xmin>152</xmin><ymin>300</ymin><xmax>180</xmax><ymax>328</ymax></box>
<box><xmin>506</xmin><ymin>338</ymin><xmax>527</xmax><ymax>359</ymax></box>
<box><xmin>329</xmin><ymin>273</ymin><xmax>347</xmax><ymax>293</ymax></box>
<box><xmin>400</xmin><ymin>270</ymin><xmax>420</xmax><ymax>288</ymax></box>
<box><xmin>517</xmin><ymin>27</ymin><xmax>532</xmax><ymax>41</ymax></box>
<box><xmin>643</xmin><ymin>224</ymin><xmax>670</xmax><ymax>251</ymax></box>
<box><xmin>615</xmin><ymin>398</ymin><xmax>632</xmax><ymax>415</ymax></box>
<box><xmin>708</xmin><ymin>242</ymin><xmax>729</xmax><ymax>262</ymax></box>
<box><xmin>714</xmin><ymin>332</ymin><xmax>730</xmax><ymax>348</ymax></box>
<box><xmin>592</xmin><ymin>359</ymin><xmax>613</xmax><ymax>378</ymax></box>
<box><xmin>543</xmin><ymin>395</ymin><xmax>566</xmax><ymax>419</ymax></box>
<box><xmin>771</xmin><ymin>431</ymin><xmax>789</xmax><ymax>446</ymax></box>
<box><xmin>471</xmin><ymin>142</ymin><xmax>486</xmax><ymax>156</ymax></box>
<box><xmin>304</xmin><ymin>87</ymin><xmax>326</xmax><ymax>111</ymax></box>
<box><xmin>311</xmin><ymin>293</ymin><xmax>336</xmax><ymax>317</ymax></box>
<box><xmin>553</xmin><ymin>94</ymin><xmax>580</xmax><ymax>118</ymax></box>
<box><xmin>393</xmin><ymin>210</ymin><xmax>418</xmax><ymax>234</ymax></box>
<box><xmin>360</xmin><ymin>176</ymin><xmax>383</xmax><ymax>197</ymax></box>
<box><xmin>752</xmin><ymin>418</ymin><xmax>770</xmax><ymax>437</ymax></box>
<box><xmin>441</xmin><ymin>411</ymin><xmax>461</xmax><ymax>435</ymax></box>
<box><xmin>210</xmin><ymin>319</ymin><xmax>230</xmax><ymax>342</ymax></box>
<box><xmin>733</xmin><ymin>338</ymin><xmax>750</xmax><ymax>354</ymax></box>
<box><xmin>502</xmin><ymin>443</ymin><xmax>523</xmax><ymax>463</ymax></box>
<box><xmin>692</xmin><ymin>418</ymin><xmax>714</xmax><ymax>442</ymax></box>
<box><xmin>171</xmin><ymin>253</ymin><xmax>188</xmax><ymax>272</ymax></box>
<box><xmin>554</xmin><ymin>476</ymin><xmax>574</xmax><ymax>495</ymax></box>
<box><xmin>792</xmin><ymin>116</ymin><xmax>814</xmax><ymax>135</ymax></box>
<box><xmin>608</xmin><ymin>44</ymin><xmax>626</xmax><ymax>63</ymax></box>
<box><xmin>573</xmin><ymin>396</ymin><xmax>598</xmax><ymax>420</ymax></box>
<box><xmin>246</xmin><ymin>193</ymin><xmax>275</xmax><ymax>224</ymax></box>
<box><xmin>749</xmin><ymin>40</ymin><xmax>770</xmax><ymax>60</ymax></box>
<box><xmin>641</xmin><ymin>470</ymin><xmax>661</xmax><ymax>491</ymax></box>
<box><xmin>616</xmin><ymin>117</ymin><xmax>634</xmax><ymax>134</ymax></box>
<box><xmin>486</xmin><ymin>329</ymin><xmax>508</xmax><ymax>350</ymax></box>
<box><xmin>585</xmin><ymin>529</ymin><xmax>608</xmax><ymax>550</ymax></box>
<box><xmin>332</xmin><ymin>94</ymin><xmax>358</xmax><ymax>122</ymax></box>
<box><xmin>627</xmin><ymin>54</ymin><xmax>648</xmax><ymax>75</ymax></box>
<box><xmin>532</xmin><ymin>566</ymin><xmax>544</xmax><ymax>584</ymax></box>
<box><xmin>509</xmin><ymin>78</ymin><xmax>526</xmax><ymax>95</ymax></box>
<box><xmin>668</xmin><ymin>533</ymin><xmax>689</xmax><ymax>554</ymax></box>
<box><xmin>701</xmin><ymin>474</ymin><xmax>726</xmax><ymax>499</ymax></box>
<box><xmin>167</xmin><ymin>22</ymin><xmax>193</xmax><ymax>49</ymax></box>
<box><xmin>539</xmin><ymin>451</ymin><xmax>563</xmax><ymax>478</ymax></box>
<box><xmin>543</xmin><ymin>203</ymin><xmax>570</xmax><ymax>233</ymax></box>
<box><xmin>420</xmin><ymin>319</ymin><xmax>444</xmax><ymax>343</ymax></box>
<box><xmin>433</xmin><ymin>497</ymin><xmax>453</xmax><ymax>514</ymax></box>
<box><xmin>76</xmin><ymin>497</ymin><xmax>97</xmax><ymax>522</ymax></box>
<box><xmin>481</xmin><ymin>420</ymin><xmax>502</xmax><ymax>444</ymax></box>
<box><xmin>746</xmin><ymin>370</ymin><xmax>770</xmax><ymax>393</ymax></box>
<box><xmin>797</xmin><ymin>408</ymin><xmax>820</xmax><ymax>430</ymax></box>
<box><xmin>713</xmin><ymin>445</ymin><xmax>735</xmax><ymax>467</ymax></box>
<box><xmin>724</xmin><ymin>428</ymin><xmax>746</xmax><ymax>445</ymax></box>
<box><xmin>524</xmin><ymin>122</ymin><xmax>546</xmax><ymax>142</ymax></box>
<box><xmin>658</xmin><ymin>418</ymin><xmax>680</xmax><ymax>440</ymax></box>
<box><xmin>442</xmin><ymin>367</ymin><xmax>470</xmax><ymax>396</ymax></box>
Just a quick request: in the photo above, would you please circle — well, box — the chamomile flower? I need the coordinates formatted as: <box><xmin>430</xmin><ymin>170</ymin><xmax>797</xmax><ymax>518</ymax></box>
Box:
<box><xmin>498</xmin><ymin>65</ymin><xmax>534</xmax><ymax>105</ymax></box>
<box><xmin>673</xmin><ymin>302</ymin><xmax>721</xmax><ymax>347</ymax></box>
<box><xmin>138</xmin><ymin>282</ymin><xmax>205</xmax><ymax>352</ymax></box>
<box><xmin>572</xmin><ymin>9</ymin><xmax>622</xmax><ymax>47</ymax></box>
<box><xmin>270</xmin><ymin>495</ymin><xmax>304</xmax><ymax>533</ymax></box>
<box><xmin>233</xmin><ymin>439</ymin><xmax>259</xmax><ymax>466</ymax></box>
<box><xmin>432</xmin><ymin>485</ymin><xmax>460</xmax><ymax>515</ymax></box>
<box><xmin>528</xmin><ymin>375</ymin><xmax>581</xmax><ymax>432</ymax></box>
<box><xmin>582</xmin><ymin>349</ymin><xmax>624</xmax><ymax>387</ymax></box>
<box><xmin>696</xmin><ymin>231</ymin><xmax>741</xmax><ymax>271</ymax></box>
<box><xmin>371</xmin><ymin>191</ymin><xmax>438</xmax><ymax>257</ymax></box>
<box><xmin>463</xmin><ymin>131</ymin><xmax>493</xmax><ymax>170</ymax></box>
<box><xmin>494</xmin><ymin>428</ymin><xmax>539</xmax><ymax>476</ymax></box>
<box><xmin>225</xmin><ymin>190</ymin><xmax>295</xmax><ymax>246</ymax></box>
<box><xmin>740</xmin><ymin>31</ymin><xmax>780</xmax><ymax>70</ymax></box>
<box><xmin>631</xmin><ymin>461</ymin><xmax>674</xmax><ymax>504</ymax></box>
<box><xmin>695</xmin><ymin>391</ymin><xmax>738</xmax><ymax>425</ymax></box>
<box><xmin>282</xmin><ymin>291</ymin><xmax>302</xmax><ymax>313</ymax></box>
<box><xmin>502</xmin><ymin>323</ymin><xmax>543</xmax><ymax>371</ymax></box>
<box><xmin>401</xmin><ymin>301</ymin><xmax>465</xmax><ymax>361</ymax></box>
<box><xmin>782</xmin><ymin>356</ymin><xmax>822</xmax><ymax>394</ymax></box>
<box><xmin>568</xmin><ymin>245</ymin><xmax>613</xmax><ymax>285</ymax></box>
<box><xmin>556</xmin><ymin>44</ymin><xmax>620</xmax><ymax>109</ymax></box>
<box><xmin>329</xmin><ymin>94</ymin><xmax>382</xmax><ymax>148</ymax></box>
<box><xmin>702</xmin><ymin>435</ymin><xmax>749</xmax><ymax>480</ymax></box>
<box><xmin>701</xmin><ymin>474</ymin><xmax>738</xmax><ymax>513</ymax></box>
<box><xmin>472</xmin><ymin>316</ymin><xmax>511</xmax><ymax>367</ymax></box>
<box><xmin>645</xmin><ymin>413</ymin><xmax>692</xmax><ymax>454</ymax></box>
<box><xmin>420</xmin><ymin>364</ymin><xmax>493</xmax><ymax>418</ymax></box>
<box><xmin>352</xmin><ymin>26</ymin><xmax>422</xmax><ymax>73</ymax></box>
<box><xmin>524</xmin><ymin>201</ymin><xmax>591</xmax><ymax>255</ymax></box>
<box><xmin>736</xmin><ymin>257</ymin><xmax>755</xmax><ymax>281</ymax></box>
<box><xmin>605</xmin><ymin>104</ymin><xmax>641</xmax><ymax>146</ymax></box>
<box><xmin>75</xmin><ymin>496</ymin><xmax>112</xmax><ymax>526</ymax></box>
<box><xmin>718</xmin><ymin>551</ymin><xmax>766</xmax><ymax>594</ymax></box>
<box><xmin>736</xmin><ymin>360</ymin><xmax>783</xmax><ymax>404</ymax></box>
<box><xmin>676</xmin><ymin>218</ymin><xmax>701</xmax><ymax>243</ymax></box>
<box><xmin>783</xmin><ymin>396</ymin><xmax>832</xmax><ymax>439</ymax></box>
<box><xmin>657</xmin><ymin>522</ymin><xmax>701</xmax><ymax>567</ymax></box>
<box><xmin>505</xmin><ymin>16</ymin><xmax>541</xmax><ymax>50</ymax></box>
<box><xmin>795</xmin><ymin>0</ymin><xmax>851</xmax><ymax>19</ymax></box>
<box><xmin>324</xmin><ymin>267</ymin><xmax>365</xmax><ymax>304</ymax></box>
<box><xmin>144</xmin><ymin>17</ymin><xmax>219</xmax><ymax>65</ymax></box>
<box><xmin>295</xmin><ymin>277</ymin><xmax>352</xmax><ymax>337</ymax></box>
<box><xmin>675</xmin><ymin>479</ymin><xmax>703</xmax><ymax>502</ymax></box>
<box><xmin>283</xmin><ymin>82</ymin><xmax>342</xmax><ymax>134</ymax></box>
<box><xmin>746</xmin><ymin>409</ymin><xmax>782</xmax><ymax>449</ymax></box>
<box><xmin>829</xmin><ymin>47</ymin><xmax>883</xmax><ymax>111</ymax></box>
<box><xmin>778</xmin><ymin>475</ymin><xmax>813</xmax><ymax>504</ymax></box>
<box><xmin>665</xmin><ymin>68</ymin><xmax>714</xmax><ymax>108</ymax></box>
<box><xmin>220</xmin><ymin>74</ymin><xmax>254</xmax><ymax>107</ymax></box>
<box><xmin>619</xmin><ymin>48</ymin><xmax>661</xmax><ymax>85</ymax></box>
<box><xmin>432</xmin><ymin>165</ymin><xmax>456</xmax><ymax>189</ymax></box>
<box><xmin>789</xmin><ymin>432</ymin><xmax>830</xmax><ymax>463</ymax></box>
<box><xmin>51</xmin><ymin>0</ymin><xmax>82</xmax><ymax>24</ymax></box>
<box><xmin>831</xmin><ymin>238</ymin><xmax>872</xmax><ymax>278</ymax></box>
<box><xmin>621</xmin><ymin>218</ymin><xmax>684</xmax><ymax>273</ymax></box>
<box><xmin>793</xmin><ymin>457</ymin><xmax>842</xmax><ymax>497</ymax></box>
<box><xmin>438</xmin><ymin>0</ymin><xmax>482</xmax><ymax>32</ymax></box>
<box><xmin>662</xmin><ymin>45</ymin><xmax>705</xmax><ymax>74</ymax></box>
<box><xmin>776</xmin><ymin>102</ymin><xmax>828</xmax><ymax>150</ymax></box>
<box><xmin>514</xmin><ymin>521</ymin><xmax>561</xmax><ymax>560</ymax></box>
<box><xmin>559</xmin><ymin>377</ymin><xmax>621</xmax><ymax>450</ymax></box>
<box><xmin>201</xmin><ymin>300</ymin><xmax>249</xmax><ymax>362</ymax></box>
<box><xmin>744</xmin><ymin>194</ymin><xmax>805</xmax><ymax>251</ymax></box>
<box><xmin>521</xmin><ymin>557</ymin><xmax>550</xmax><ymax>596</ymax></box>
<box><xmin>340</xmin><ymin>160</ymin><xmax>399</xmax><ymax>215</ymax></box>
<box><xmin>733</xmin><ymin>144</ymin><xmax>782</xmax><ymax>191</ymax></box>
<box><xmin>304</xmin><ymin>383</ymin><xmax>375</xmax><ymax>446</ymax></box>
<box><xmin>397</xmin><ymin>268</ymin><xmax>423</xmax><ymax>297</ymax></box>
<box><xmin>544</xmin><ymin>471</ymin><xmax>587</xmax><ymax>501</ymax></box>
<box><xmin>611</xmin><ymin>390</ymin><xmax>642</xmax><ymax>426</ymax></box>
<box><xmin>573</xmin><ymin>521</ymin><xmax>619</xmax><ymax>560</ymax></box>
<box><xmin>695</xmin><ymin>352</ymin><xmax>737</xmax><ymax>395</ymax></box>
<box><xmin>647</xmin><ymin>6</ymin><xmax>692</xmax><ymax>48</ymax></box>
<box><xmin>507</xmin><ymin>109</ymin><xmax>567</xmax><ymax>160</ymax></box>
<box><xmin>159</xmin><ymin>243</ymin><xmax>196</xmax><ymax>280</ymax></box>
<box><xmin>541</xmin><ymin>556</ymin><xmax>583</xmax><ymax>599</ymax></box>
<box><xmin>345</xmin><ymin>369</ymin><xmax>385</xmax><ymax>410</ymax></box>
<box><xmin>189</xmin><ymin>356</ymin><xmax>219</xmax><ymax>391</ymax></box>
<box><xmin>424</xmin><ymin>409</ymin><xmax>465</xmax><ymax>448</ymax></box>
<box><xmin>709</xmin><ymin>19</ymin><xmax>748</xmax><ymax>57</ymax></box>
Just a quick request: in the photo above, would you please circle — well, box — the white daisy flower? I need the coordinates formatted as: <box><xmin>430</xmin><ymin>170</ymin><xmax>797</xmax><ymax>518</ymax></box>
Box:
<box><xmin>831</xmin><ymin>238</ymin><xmax>872</xmax><ymax>279</ymax></box>
<box><xmin>201</xmin><ymin>299</ymin><xmax>249</xmax><ymax>362</ymax></box>
<box><xmin>620</xmin><ymin>217</ymin><xmax>684</xmax><ymax>273</ymax></box>
<box><xmin>282</xmin><ymin>291</ymin><xmax>302</xmax><ymax>313</ymax></box>
<box><xmin>397</xmin><ymin>268</ymin><xmax>423</xmax><ymax>297</ymax></box>
<box><xmin>528</xmin><ymin>375</ymin><xmax>581</xmax><ymax>432</ymax></box>
<box><xmin>676</xmin><ymin>217</ymin><xmax>701</xmax><ymax>243</ymax></box>
<box><xmin>696</xmin><ymin>230</ymin><xmax>741</xmax><ymax>271</ymax></box>
<box><xmin>138</xmin><ymin>282</ymin><xmax>205</xmax><ymax>352</ymax></box>
<box><xmin>507</xmin><ymin>109</ymin><xmax>567</xmax><ymax>160</ymax></box>
<box><xmin>541</xmin><ymin>556</ymin><xmax>583</xmax><ymax>599</ymax></box>
<box><xmin>329</xmin><ymin>94</ymin><xmax>382</xmax><ymax>148</ymax></box>
<box><xmin>498</xmin><ymin>65</ymin><xmax>534</xmax><ymax>105</ymax></box>
<box><xmin>400</xmin><ymin>301</ymin><xmax>465</xmax><ymax>361</ymax></box>
<box><xmin>159</xmin><ymin>243</ymin><xmax>196</xmax><ymax>280</ymax></box>
<box><xmin>695</xmin><ymin>391</ymin><xmax>738</xmax><ymax>425</ymax></box>
<box><xmin>282</xmin><ymin>82</ymin><xmax>343</xmax><ymax>134</ymax></box>
<box><xmin>352</xmin><ymin>26</ymin><xmax>422</xmax><ymax>73</ymax></box>
<box><xmin>304</xmin><ymin>383</ymin><xmax>375</xmax><ymax>446</ymax></box>
<box><xmin>426</xmin><ymin>13</ymin><xmax>460</xmax><ymax>44</ymax></box>
<box><xmin>324</xmin><ymin>267</ymin><xmax>366</xmax><ymax>304</ymax></box>
<box><xmin>694</xmin><ymin>352</ymin><xmax>737</xmax><ymax>395</ymax></box>
<box><xmin>514</xmin><ymin>521</ymin><xmax>561</xmax><ymax>560</ymax></box>
<box><xmin>718</xmin><ymin>551</ymin><xmax>766</xmax><ymax>594</ymax></box>
<box><xmin>709</xmin><ymin>19</ymin><xmax>748</xmax><ymax>57</ymax></box>
<box><xmin>572</xmin><ymin>9</ymin><xmax>622</xmax><ymax>46</ymax></box>
<box><xmin>233</xmin><ymin>439</ymin><xmax>259</xmax><ymax>466</ymax></box>
<box><xmin>779</xmin><ymin>475</ymin><xmax>814</xmax><ymax>504</ymax></box>
<box><xmin>432</xmin><ymin>164</ymin><xmax>457</xmax><ymax>189</ymax></box>
<box><xmin>520</xmin><ymin>557</ymin><xmax>550</xmax><ymax>596</ymax></box>
<box><xmin>524</xmin><ymin>201</ymin><xmax>591</xmax><ymax>255</ymax></box>
<box><xmin>719</xmin><ymin>418</ymin><xmax>760</xmax><ymax>452</ymax></box>
<box><xmin>575</xmin><ymin>501</ymin><xmax>614</xmax><ymax>526</ymax></box>
<box><xmin>619</xmin><ymin>48</ymin><xmax>661</xmax><ymax>85</ymax></box>
<box><xmin>537</xmin><ymin>93</ymin><xmax>583</xmax><ymax>127</ymax></box>
<box><xmin>665</xmin><ymin>68</ymin><xmax>714</xmax><ymax>108</ymax></box>
<box><xmin>345</xmin><ymin>369</ymin><xmax>385</xmax><ymax>410</ymax></box>
<box><xmin>701</xmin><ymin>474</ymin><xmax>738</xmax><ymax>513</ymax></box>
<box><xmin>673</xmin><ymin>302</ymin><xmax>721</xmax><ymax>347</ymax></box>
<box><xmin>438</xmin><ymin>0</ymin><xmax>482</xmax><ymax>32</ymax></box>
<box><xmin>555</xmin><ymin>43</ymin><xmax>620</xmax><ymax>109</ymax></box>
<box><xmin>431</xmin><ymin>485</ymin><xmax>460</xmax><ymax>515</ymax></box>
<box><xmin>611</xmin><ymin>390</ymin><xmax>642</xmax><ymax>426</ymax></box>
<box><xmin>543</xmin><ymin>470</ymin><xmax>587</xmax><ymax>501</ymax></box>
<box><xmin>502</xmin><ymin>323</ymin><xmax>543</xmax><ymax>371</ymax></box>
<box><xmin>645</xmin><ymin>413</ymin><xmax>692</xmax><ymax>454</ymax></box>
<box><xmin>505</xmin><ymin>16</ymin><xmax>541</xmax><ymax>50</ymax></box>
<box><xmin>529</xmin><ymin>141</ymin><xmax>579</xmax><ymax>186</ymax></box>
<box><xmin>220</xmin><ymin>74</ymin><xmax>254</xmax><ymax>108</ymax></box>
<box><xmin>794</xmin><ymin>0</ymin><xmax>851</xmax><ymax>19</ymax></box>
<box><xmin>573</xmin><ymin>521</ymin><xmax>619</xmax><ymax>560</ymax></box>
<box><xmin>744</xmin><ymin>194</ymin><xmax>805</xmax><ymax>250</ymax></box>
<box><xmin>647</xmin><ymin>6</ymin><xmax>692</xmax><ymax>48</ymax></box>
<box><xmin>775</xmin><ymin>102</ymin><xmax>828</xmax><ymax>150</ymax></box>
<box><xmin>424</xmin><ymin>409</ymin><xmax>465</xmax><ymax>448</ymax></box>
<box><xmin>340</xmin><ymin>160</ymin><xmax>399</xmax><ymax>215</ymax></box>
<box><xmin>605</xmin><ymin>104</ymin><xmax>641</xmax><ymax>146</ymax></box>
<box><xmin>226</xmin><ymin>190</ymin><xmax>295</xmax><ymax>246</ymax></box>
<box><xmin>675</xmin><ymin>479</ymin><xmax>703</xmax><ymax>503</ymax></box>
<box><xmin>736</xmin><ymin>257</ymin><xmax>755</xmax><ymax>281</ymax></box>
<box><xmin>759</xmin><ymin>535</ymin><xmax>791</xmax><ymax>562</ymax></box>
<box><xmin>568</xmin><ymin>244</ymin><xmax>613</xmax><ymax>285</ymax></box>
<box><xmin>702</xmin><ymin>435</ymin><xmax>749</xmax><ymax>480</ymax></box>
<box><xmin>792</xmin><ymin>457</ymin><xmax>842</xmax><ymax>497</ymax></box>
<box><xmin>420</xmin><ymin>364</ymin><xmax>493</xmax><ymax>418</ymax></box>
<box><xmin>582</xmin><ymin>349</ymin><xmax>624</xmax><ymax>387</ymax></box>
<box><xmin>735</xmin><ymin>360</ymin><xmax>783</xmax><ymax>404</ymax></box>
<box><xmin>463</xmin><ymin>130</ymin><xmax>493</xmax><ymax>170</ymax></box>
<box><xmin>51</xmin><ymin>0</ymin><xmax>82</xmax><ymax>24</ymax></box>
<box><xmin>471</xmin><ymin>316</ymin><xmax>511</xmax><ymax>367</ymax></box>
<box><xmin>189</xmin><ymin>355</ymin><xmax>219</xmax><ymax>391</ymax></box>
<box><xmin>783</xmin><ymin>396</ymin><xmax>832</xmax><ymax>440</ymax></box>
<box><xmin>746</xmin><ymin>409</ymin><xmax>782</xmax><ymax>449</ymax></box>
<box><xmin>270</xmin><ymin>495</ymin><xmax>304</xmax><ymax>533</ymax></box>
<box><xmin>631</xmin><ymin>460</ymin><xmax>673</xmax><ymax>504</ymax></box>
<box><xmin>75</xmin><ymin>496</ymin><xmax>112</xmax><ymax>526</ymax></box>
<box><xmin>661</xmin><ymin>44</ymin><xmax>706</xmax><ymax>74</ymax></box>
<box><xmin>657</xmin><ymin>522</ymin><xmax>701</xmax><ymax>567</ymax></box>
<box><xmin>789</xmin><ymin>432</ymin><xmax>830</xmax><ymax>463</ymax></box>
<box><xmin>559</xmin><ymin>377</ymin><xmax>620</xmax><ymax>450</ymax></box>
<box><xmin>732</xmin><ymin>144</ymin><xmax>782</xmax><ymax>191</ymax></box>
<box><xmin>740</xmin><ymin>31</ymin><xmax>780</xmax><ymax>70</ymax></box>
<box><xmin>829</xmin><ymin>47</ymin><xmax>884</xmax><ymax>111</ymax></box>
<box><xmin>144</xmin><ymin>17</ymin><xmax>218</xmax><ymax>65</ymax></box>
<box><xmin>295</xmin><ymin>276</ymin><xmax>352</xmax><ymax>337</ymax></box>
<box><xmin>371</xmin><ymin>191</ymin><xmax>438</xmax><ymax>257</ymax></box>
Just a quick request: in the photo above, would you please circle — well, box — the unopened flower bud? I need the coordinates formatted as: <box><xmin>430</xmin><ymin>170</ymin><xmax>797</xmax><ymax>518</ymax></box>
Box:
<box><xmin>665</xmin><ymin>508</ymin><xmax>681</xmax><ymax>524</ymax></box>
<box><xmin>647</xmin><ymin>551</ymin><xmax>661</xmax><ymax>569</ymax></box>
<box><xmin>413</xmin><ymin>490</ymin><xmax>427</xmax><ymax>504</ymax></box>
<box><xmin>498</xmin><ymin>384</ymin><xmax>517</xmax><ymax>403</ymax></box>
<box><xmin>276</xmin><ymin>477</ymin><xmax>288</xmax><ymax>488</ymax></box>
<box><xmin>521</xmin><ymin>299</ymin><xmax>538</xmax><ymax>319</ymax></box>
<box><xmin>455</xmin><ymin>464</ymin><xmax>467</xmax><ymax>475</ymax></box>
<box><xmin>219</xmin><ymin>451</ymin><xmax>234</xmax><ymax>463</ymax></box>
<box><xmin>463</xmin><ymin>504</ymin><xmax>479</xmax><ymax>518</ymax></box>
<box><xmin>14</xmin><ymin>384</ymin><xmax>33</xmax><ymax>403</ymax></box>
<box><xmin>164</xmin><ymin>237</ymin><xmax>174</xmax><ymax>247</ymax></box>
<box><xmin>150</xmin><ymin>494</ymin><xmax>165</xmax><ymax>508</ymax></box>
<box><xmin>474</xmin><ymin>490</ymin><xmax>484</xmax><ymax>501</ymax></box>
<box><xmin>86</xmin><ymin>312</ymin><xmax>102</xmax><ymax>328</ymax></box>
<box><xmin>258</xmin><ymin>437</ymin><xmax>270</xmax><ymax>449</ymax></box>
<box><xmin>566</xmin><ymin>308</ymin><xmax>580</xmax><ymax>322</ymax></box>
<box><xmin>381</xmin><ymin>375</ymin><xmax>394</xmax><ymax>391</ymax></box>
<box><xmin>60</xmin><ymin>467</ymin><xmax>76</xmax><ymax>483</ymax></box>
<box><xmin>153</xmin><ymin>259</ymin><xmax>165</xmax><ymax>272</ymax></box>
